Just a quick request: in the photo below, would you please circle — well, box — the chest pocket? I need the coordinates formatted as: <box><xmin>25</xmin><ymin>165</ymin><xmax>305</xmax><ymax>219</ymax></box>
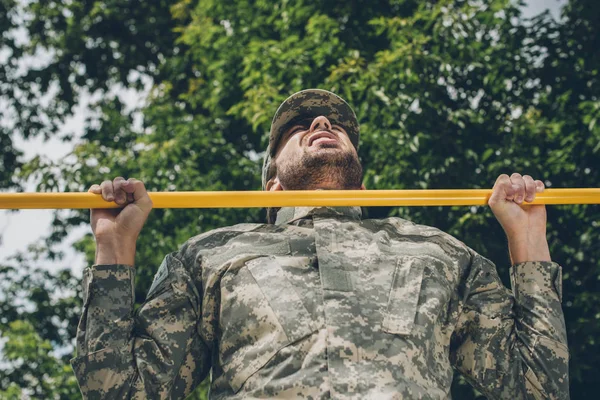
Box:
<box><xmin>382</xmin><ymin>255</ymin><xmax>453</xmax><ymax>336</ymax></box>
<box><xmin>218</xmin><ymin>249</ymin><xmax>318</xmax><ymax>393</ymax></box>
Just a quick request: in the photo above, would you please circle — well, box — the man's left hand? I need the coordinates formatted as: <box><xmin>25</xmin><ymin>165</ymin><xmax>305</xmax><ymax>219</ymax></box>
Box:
<box><xmin>488</xmin><ymin>173</ymin><xmax>551</xmax><ymax>264</ymax></box>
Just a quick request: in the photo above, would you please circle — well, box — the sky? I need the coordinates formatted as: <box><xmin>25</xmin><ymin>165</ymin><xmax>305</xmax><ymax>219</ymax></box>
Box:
<box><xmin>0</xmin><ymin>0</ymin><xmax>568</xmax><ymax>275</ymax></box>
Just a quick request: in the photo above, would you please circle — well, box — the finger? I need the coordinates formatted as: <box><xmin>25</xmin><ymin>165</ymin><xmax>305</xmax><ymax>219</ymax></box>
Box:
<box><xmin>88</xmin><ymin>184</ymin><xmax>101</xmax><ymax>194</ymax></box>
<box><xmin>497</xmin><ymin>174</ymin><xmax>517</xmax><ymax>199</ymax></box>
<box><xmin>535</xmin><ymin>180</ymin><xmax>545</xmax><ymax>193</ymax></box>
<box><xmin>510</xmin><ymin>173</ymin><xmax>525</xmax><ymax>203</ymax></box>
<box><xmin>122</xmin><ymin>178</ymin><xmax>153</xmax><ymax>212</ymax></box>
<box><xmin>523</xmin><ymin>175</ymin><xmax>536</xmax><ymax>202</ymax></box>
<box><xmin>100</xmin><ymin>180</ymin><xmax>115</xmax><ymax>202</ymax></box>
<box><xmin>112</xmin><ymin>176</ymin><xmax>128</xmax><ymax>205</ymax></box>
<box><xmin>489</xmin><ymin>174</ymin><xmax>514</xmax><ymax>206</ymax></box>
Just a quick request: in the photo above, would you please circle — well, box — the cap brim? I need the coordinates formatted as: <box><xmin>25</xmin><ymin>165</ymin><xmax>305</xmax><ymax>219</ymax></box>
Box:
<box><xmin>268</xmin><ymin>89</ymin><xmax>360</xmax><ymax>155</ymax></box>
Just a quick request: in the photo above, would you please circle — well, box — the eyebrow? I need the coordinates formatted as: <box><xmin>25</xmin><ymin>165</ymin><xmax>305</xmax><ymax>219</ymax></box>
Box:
<box><xmin>281</xmin><ymin>117</ymin><xmax>314</xmax><ymax>140</ymax></box>
<box><xmin>284</xmin><ymin>117</ymin><xmax>313</xmax><ymax>131</ymax></box>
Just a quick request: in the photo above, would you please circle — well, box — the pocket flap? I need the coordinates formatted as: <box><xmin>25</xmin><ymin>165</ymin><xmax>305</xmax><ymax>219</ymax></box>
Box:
<box><xmin>382</xmin><ymin>256</ymin><xmax>425</xmax><ymax>335</ymax></box>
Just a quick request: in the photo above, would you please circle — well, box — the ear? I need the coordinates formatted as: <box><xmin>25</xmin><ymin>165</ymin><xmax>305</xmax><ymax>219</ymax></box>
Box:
<box><xmin>360</xmin><ymin>183</ymin><xmax>366</xmax><ymax>190</ymax></box>
<box><xmin>266</xmin><ymin>176</ymin><xmax>284</xmax><ymax>191</ymax></box>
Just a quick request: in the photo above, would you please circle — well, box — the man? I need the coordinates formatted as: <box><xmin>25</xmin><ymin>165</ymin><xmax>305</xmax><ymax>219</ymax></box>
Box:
<box><xmin>72</xmin><ymin>89</ymin><xmax>569</xmax><ymax>399</ymax></box>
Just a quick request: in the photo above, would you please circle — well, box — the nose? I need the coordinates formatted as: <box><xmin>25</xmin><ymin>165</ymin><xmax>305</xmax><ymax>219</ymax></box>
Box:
<box><xmin>310</xmin><ymin>116</ymin><xmax>332</xmax><ymax>132</ymax></box>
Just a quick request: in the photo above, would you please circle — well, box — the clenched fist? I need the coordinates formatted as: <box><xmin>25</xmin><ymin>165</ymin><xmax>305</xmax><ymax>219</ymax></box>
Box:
<box><xmin>88</xmin><ymin>177</ymin><xmax>153</xmax><ymax>266</ymax></box>
<box><xmin>488</xmin><ymin>173</ymin><xmax>551</xmax><ymax>264</ymax></box>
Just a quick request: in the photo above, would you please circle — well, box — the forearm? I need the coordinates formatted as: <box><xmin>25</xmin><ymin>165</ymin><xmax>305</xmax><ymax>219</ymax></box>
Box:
<box><xmin>95</xmin><ymin>239</ymin><xmax>137</xmax><ymax>266</ymax></box>
<box><xmin>453</xmin><ymin>254</ymin><xmax>569</xmax><ymax>399</ymax></box>
<box><xmin>510</xmin><ymin>260</ymin><xmax>569</xmax><ymax>399</ymax></box>
<box><xmin>510</xmin><ymin>261</ymin><xmax>567</xmax><ymax>345</ymax></box>
<box><xmin>507</xmin><ymin>229</ymin><xmax>551</xmax><ymax>265</ymax></box>
<box><xmin>75</xmin><ymin>264</ymin><xmax>136</xmax><ymax>354</ymax></box>
<box><xmin>71</xmin><ymin>264</ymin><xmax>137</xmax><ymax>398</ymax></box>
<box><xmin>71</xmin><ymin>254</ymin><xmax>208</xmax><ymax>399</ymax></box>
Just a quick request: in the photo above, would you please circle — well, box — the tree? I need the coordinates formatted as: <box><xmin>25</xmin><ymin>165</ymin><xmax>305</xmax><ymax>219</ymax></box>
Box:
<box><xmin>1</xmin><ymin>0</ymin><xmax>598</xmax><ymax>398</ymax></box>
<box><xmin>0</xmin><ymin>320</ymin><xmax>79</xmax><ymax>399</ymax></box>
<box><xmin>0</xmin><ymin>262</ymin><xmax>81</xmax><ymax>398</ymax></box>
<box><xmin>0</xmin><ymin>0</ymin><xmax>23</xmax><ymax>190</ymax></box>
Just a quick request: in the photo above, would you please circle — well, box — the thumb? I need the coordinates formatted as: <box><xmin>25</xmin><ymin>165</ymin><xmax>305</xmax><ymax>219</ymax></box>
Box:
<box><xmin>488</xmin><ymin>174</ymin><xmax>515</xmax><ymax>207</ymax></box>
<box><xmin>122</xmin><ymin>178</ymin><xmax>153</xmax><ymax>213</ymax></box>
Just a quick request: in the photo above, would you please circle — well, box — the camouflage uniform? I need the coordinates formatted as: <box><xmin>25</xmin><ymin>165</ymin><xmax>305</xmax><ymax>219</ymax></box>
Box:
<box><xmin>71</xmin><ymin>206</ymin><xmax>569</xmax><ymax>399</ymax></box>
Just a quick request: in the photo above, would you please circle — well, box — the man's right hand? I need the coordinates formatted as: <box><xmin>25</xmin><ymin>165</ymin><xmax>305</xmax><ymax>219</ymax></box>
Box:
<box><xmin>88</xmin><ymin>177</ymin><xmax>153</xmax><ymax>266</ymax></box>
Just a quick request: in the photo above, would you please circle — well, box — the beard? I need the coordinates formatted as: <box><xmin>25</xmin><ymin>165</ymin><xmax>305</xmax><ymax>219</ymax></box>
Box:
<box><xmin>276</xmin><ymin>145</ymin><xmax>363</xmax><ymax>190</ymax></box>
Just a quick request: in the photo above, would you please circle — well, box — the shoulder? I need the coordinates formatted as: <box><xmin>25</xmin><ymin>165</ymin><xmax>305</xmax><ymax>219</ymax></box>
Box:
<box><xmin>177</xmin><ymin>223</ymin><xmax>269</xmax><ymax>262</ymax></box>
<box><xmin>370</xmin><ymin>216</ymin><xmax>471</xmax><ymax>258</ymax></box>
<box><xmin>370</xmin><ymin>215</ymin><xmax>457</xmax><ymax>239</ymax></box>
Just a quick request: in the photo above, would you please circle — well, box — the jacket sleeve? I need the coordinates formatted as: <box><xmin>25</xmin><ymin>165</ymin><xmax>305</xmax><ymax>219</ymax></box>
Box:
<box><xmin>70</xmin><ymin>252</ymin><xmax>211</xmax><ymax>399</ymax></box>
<box><xmin>450</xmin><ymin>252</ymin><xmax>569</xmax><ymax>399</ymax></box>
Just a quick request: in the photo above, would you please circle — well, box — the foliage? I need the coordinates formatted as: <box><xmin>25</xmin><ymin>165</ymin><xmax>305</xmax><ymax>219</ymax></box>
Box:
<box><xmin>0</xmin><ymin>0</ymin><xmax>22</xmax><ymax>190</ymax></box>
<box><xmin>0</xmin><ymin>263</ymin><xmax>81</xmax><ymax>398</ymax></box>
<box><xmin>1</xmin><ymin>0</ymin><xmax>598</xmax><ymax>398</ymax></box>
<box><xmin>0</xmin><ymin>320</ymin><xmax>79</xmax><ymax>399</ymax></box>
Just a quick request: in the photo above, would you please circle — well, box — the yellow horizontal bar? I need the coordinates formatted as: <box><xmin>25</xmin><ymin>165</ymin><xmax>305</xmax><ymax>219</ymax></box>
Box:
<box><xmin>0</xmin><ymin>189</ymin><xmax>599</xmax><ymax>209</ymax></box>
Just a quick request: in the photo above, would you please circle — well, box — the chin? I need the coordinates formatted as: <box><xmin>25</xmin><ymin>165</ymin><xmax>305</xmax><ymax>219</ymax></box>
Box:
<box><xmin>278</xmin><ymin>147</ymin><xmax>363</xmax><ymax>191</ymax></box>
<box><xmin>305</xmin><ymin>145</ymin><xmax>343</xmax><ymax>158</ymax></box>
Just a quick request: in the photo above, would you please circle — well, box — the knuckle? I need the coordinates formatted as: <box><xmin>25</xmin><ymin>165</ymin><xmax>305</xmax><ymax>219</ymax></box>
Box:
<box><xmin>114</xmin><ymin>179</ymin><xmax>125</xmax><ymax>189</ymax></box>
<box><xmin>501</xmin><ymin>181</ymin><xmax>512</xmax><ymax>189</ymax></box>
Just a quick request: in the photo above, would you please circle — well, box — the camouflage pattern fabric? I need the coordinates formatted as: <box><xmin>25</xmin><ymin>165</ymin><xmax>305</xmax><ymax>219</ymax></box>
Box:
<box><xmin>71</xmin><ymin>206</ymin><xmax>569</xmax><ymax>399</ymax></box>
<box><xmin>262</xmin><ymin>89</ymin><xmax>360</xmax><ymax>189</ymax></box>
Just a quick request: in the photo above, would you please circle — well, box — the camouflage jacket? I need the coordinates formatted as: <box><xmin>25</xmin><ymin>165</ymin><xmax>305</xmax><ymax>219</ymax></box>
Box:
<box><xmin>71</xmin><ymin>206</ymin><xmax>569</xmax><ymax>399</ymax></box>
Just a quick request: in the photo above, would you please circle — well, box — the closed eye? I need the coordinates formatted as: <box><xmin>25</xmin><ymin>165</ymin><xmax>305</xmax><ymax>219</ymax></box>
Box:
<box><xmin>286</xmin><ymin>125</ymin><xmax>308</xmax><ymax>138</ymax></box>
<box><xmin>332</xmin><ymin>124</ymin><xmax>345</xmax><ymax>132</ymax></box>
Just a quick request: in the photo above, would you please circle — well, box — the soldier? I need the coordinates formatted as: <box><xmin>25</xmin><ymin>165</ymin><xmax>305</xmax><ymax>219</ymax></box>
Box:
<box><xmin>72</xmin><ymin>89</ymin><xmax>569</xmax><ymax>399</ymax></box>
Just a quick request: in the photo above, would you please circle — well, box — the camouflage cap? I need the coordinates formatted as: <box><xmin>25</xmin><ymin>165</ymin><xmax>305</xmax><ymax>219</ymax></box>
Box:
<box><xmin>262</xmin><ymin>89</ymin><xmax>360</xmax><ymax>189</ymax></box>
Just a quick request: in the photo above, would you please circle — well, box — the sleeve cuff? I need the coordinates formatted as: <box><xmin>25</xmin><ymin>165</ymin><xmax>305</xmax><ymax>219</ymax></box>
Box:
<box><xmin>81</xmin><ymin>264</ymin><xmax>136</xmax><ymax>352</ymax></box>
<box><xmin>510</xmin><ymin>261</ymin><xmax>562</xmax><ymax>303</ymax></box>
<box><xmin>83</xmin><ymin>264</ymin><xmax>135</xmax><ymax>303</ymax></box>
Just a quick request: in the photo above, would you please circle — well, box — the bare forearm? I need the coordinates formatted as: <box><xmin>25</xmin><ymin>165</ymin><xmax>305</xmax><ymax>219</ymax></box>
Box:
<box><xmin>507</xmin><ymin>230</ymin><xmax>551</xmax><ymax>265</ymax></box>
<box><xmin>95</xmin><ymin>239</ymin><xmax>136</xmax><ymax>266</ymax></box>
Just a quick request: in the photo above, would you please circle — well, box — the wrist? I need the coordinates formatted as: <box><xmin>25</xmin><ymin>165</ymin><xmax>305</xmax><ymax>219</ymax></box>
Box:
<box><xmin>95</xmin><ymin>238</ymin><xmax>137</xmax><ymax>266</ymax></box>
<box><xmin>507</xmin><ymin>232</ymin><xmax>551</xmax><ymax>264</ymax></box>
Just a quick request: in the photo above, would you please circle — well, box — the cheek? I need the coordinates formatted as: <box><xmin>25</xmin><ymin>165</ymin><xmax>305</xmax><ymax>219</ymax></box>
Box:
<box><xmin>277</xmin><ymin>138</ymin><xmax>302</xmax><ymax>161</ymax></box>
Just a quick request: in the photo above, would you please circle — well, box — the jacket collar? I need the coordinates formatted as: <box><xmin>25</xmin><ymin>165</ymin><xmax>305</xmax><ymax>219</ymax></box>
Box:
<box><xmin>275</xmin><ymin>206</ymin><xmax>362</xmax><ymax>225</ymax></box>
